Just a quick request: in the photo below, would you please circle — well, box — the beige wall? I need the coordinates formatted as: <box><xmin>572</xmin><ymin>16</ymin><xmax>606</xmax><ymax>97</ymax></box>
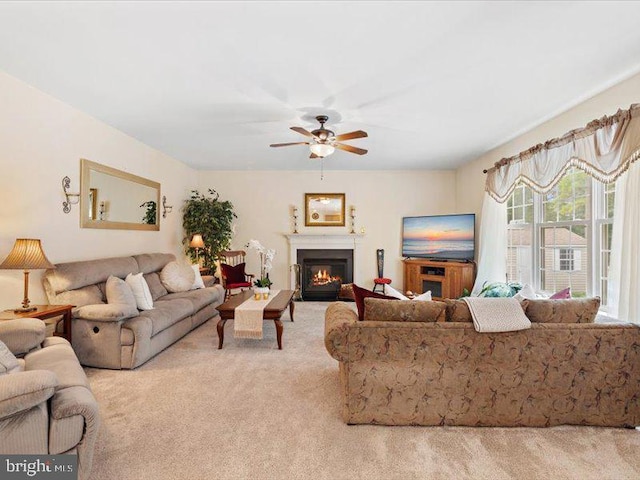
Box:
<box><xmin>456</xmin><ymin>71</ymin><xmax>640</xmax><ymax>218</ymax></box>
<box><xmin>197</xmin><ymin>170</ymin><xmax>457</xmax><ymax>291</ymax></box>
<box><xmin>0</xmin><ymin>72</ymin><xmax>196</xmax><ymax>307</ymax></box>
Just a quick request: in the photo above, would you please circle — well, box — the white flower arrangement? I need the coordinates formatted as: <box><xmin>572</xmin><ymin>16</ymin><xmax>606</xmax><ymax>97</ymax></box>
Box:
<box><xmin>247</xmin><ymin>239</ymin><xmax>276</xmax><ymax>287</ymax></box>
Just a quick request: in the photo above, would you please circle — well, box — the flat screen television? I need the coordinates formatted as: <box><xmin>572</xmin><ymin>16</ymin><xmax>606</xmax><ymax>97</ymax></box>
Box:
<box><xmin>402</xmin><ymin>213</ymin><xmax>475</xmax><ymax>261</ymax></box>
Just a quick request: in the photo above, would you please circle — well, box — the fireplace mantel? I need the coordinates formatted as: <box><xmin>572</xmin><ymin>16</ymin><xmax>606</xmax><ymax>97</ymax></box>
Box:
<box><xmin>285</xmin><ymin>234</ymin><xmax>364</xmax><ymax>290</ymax></box>
<box><xmin>285</xmin><ymin>234</ymin><xmax>364</xmax><ymax>246</ymax></box>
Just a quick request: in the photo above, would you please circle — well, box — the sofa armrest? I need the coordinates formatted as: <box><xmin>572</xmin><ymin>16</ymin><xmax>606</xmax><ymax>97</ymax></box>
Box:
<box><xmin>75</xmin><ymin>303</ymin><xmax>138</xmax><ymax>322</ymax></box>
<box><xmin>0</xmin><ymin>318</ymin><xmax>46</xmax><ymax>356</ymax></box>
<box><xmin>51</xmin><ymin>385</ymin><xmax>100</xmax><ymax>431</ymax></box>
<box><xmin>324</xmin><ymin>302</ymin><xmax>358</xmax><ymax>362</ymax></box>
<box><xmin>0</xmin><ymin>370</ymin><xmax>57</xmax><ymax>420</ymax></box>
<box><xmin>42</xmin><ymin>337</ymin><xmax>71</xmax><ymax>348</ymax></box>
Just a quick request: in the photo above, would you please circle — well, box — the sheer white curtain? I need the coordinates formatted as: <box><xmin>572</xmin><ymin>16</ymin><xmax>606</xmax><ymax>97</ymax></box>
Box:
<box><xmin>608</xmin><ymin>162</ymin><xmax>640</xmax><ymax>323</ymax></box>
<box><xmin>472</xmin><ymin>192</ymin><xmax>507</xmax><ymax>295</ymax></box>
<box><xmin>481</xmin><ymin>103</ymin><xmax>640</xmax><ymax>316</ymax></box>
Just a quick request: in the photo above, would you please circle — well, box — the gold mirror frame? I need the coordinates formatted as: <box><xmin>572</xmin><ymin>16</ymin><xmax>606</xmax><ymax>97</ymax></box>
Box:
<box><xmin>304</xmin><ymin>193</ymin><xmax>346</xmax><ymax>227</ymax></box>
<box><xmin>80</xmin><ymin>159</ymin><xmax>161</xmax><ymax>231</ymax></box>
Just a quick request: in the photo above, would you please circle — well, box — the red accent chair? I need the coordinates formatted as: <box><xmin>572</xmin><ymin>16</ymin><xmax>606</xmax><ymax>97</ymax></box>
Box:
<box><xmin>219</xmin><ymin>250</ymin><xmax>254</xmax><ymax>299</ymax></box>
<box><xmin>373</xmin><ymin>249</ymin><xmax>392</xmax><ymax>293</ymax></box>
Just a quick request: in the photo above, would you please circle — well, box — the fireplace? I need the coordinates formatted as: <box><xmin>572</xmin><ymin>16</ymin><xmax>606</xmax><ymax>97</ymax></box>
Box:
<box><xmin>297</xmin><ymin>249</ymin><xmax>353</xmax><ymax>301</ymax></box>
<box><xmin>286</xmin><ymin>234</ymin><xmax>363</xmax><ymax>295</ymax></box>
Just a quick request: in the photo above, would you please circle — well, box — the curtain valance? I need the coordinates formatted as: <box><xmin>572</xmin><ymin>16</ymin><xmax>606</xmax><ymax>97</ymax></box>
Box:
<box><xmin>485</xmin><ymin>104</ymin><xmax>640</xmax><ymax>203</ymax></box>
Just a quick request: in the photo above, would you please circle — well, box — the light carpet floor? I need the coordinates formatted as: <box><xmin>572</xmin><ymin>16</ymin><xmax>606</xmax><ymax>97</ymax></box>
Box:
<box><xmin>86</xmin><ymin>302</ymin><xmax>640</xmax><ymax>480</ymax></box>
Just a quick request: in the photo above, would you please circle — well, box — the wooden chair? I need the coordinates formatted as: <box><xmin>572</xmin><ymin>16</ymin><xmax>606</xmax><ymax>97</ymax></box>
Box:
<box><xmin>219</xmin><ymin>250</ymin><xmax>255</xmax><ymax>299</ymax></box>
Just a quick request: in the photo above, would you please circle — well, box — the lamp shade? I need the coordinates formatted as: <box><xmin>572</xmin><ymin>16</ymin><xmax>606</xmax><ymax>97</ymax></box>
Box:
<box><xmin>0</xmin><ymin>239</ymin><xmax>55</xmax><ymax>270</ymax></box>
<box><xmin>309</xmin><ymin>143</ymin><xmax>335</xmax><ymax>158</ymax></box>
<box><xmin>189</xmin><ymin>234</ymin><xmax>205</xmax><ymax>249</ymax></box>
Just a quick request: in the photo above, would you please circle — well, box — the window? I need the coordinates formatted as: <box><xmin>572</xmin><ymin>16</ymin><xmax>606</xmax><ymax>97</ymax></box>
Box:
<box><xmin>555</xmin><ymin>248</ymin><xmax>581</xmax><ymax>271</ymax></box>
<box><xmin>597</xmin><ymin>181</ymin><xmax>615</xmax><ymax>306</ymax></box>
<box><xmin>507</xmin><ymin>185</ymin><xmax>533</xmax><ymax>286</ymax></box>
<box><xmin>506</xmin><ymin>167</ymin><xmax>615</xmax><ymax>305</ymax></box>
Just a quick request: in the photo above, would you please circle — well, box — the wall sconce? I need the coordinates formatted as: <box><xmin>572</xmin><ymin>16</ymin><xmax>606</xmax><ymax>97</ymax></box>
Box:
<box><xmin>99</xmin><ymin>201</ymin><xmax>107</xmax><ymax>221</ymax></box>
<box><xmin>292</xmin><ymin>206</ymin><xmax>299</xmax><ymax>234</ymax></box>
<box><xmin>350</xmin><ymin>206</ymin><xmax>356</xmax><ymax>234</ymax></box>
<box><xmin>62</xmin><ymin>176</ymin><xmax>80</xmax><ymax>213</ymax></box>
<box><xmin>162</xmin><ymin>196</ymin><xmax>173</xmax><ymax>218</ymax></box>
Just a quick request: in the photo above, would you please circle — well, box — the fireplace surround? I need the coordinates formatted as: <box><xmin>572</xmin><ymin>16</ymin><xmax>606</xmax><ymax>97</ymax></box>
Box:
<box><xmin>286</xmin><ymin>234</ymin><xmax>364</xmax><ymax>296</ymax></box>
<box><xmin>297</xmin><ymin>249</ymin><xmax>353</xmax><ymax>301</ymax></box>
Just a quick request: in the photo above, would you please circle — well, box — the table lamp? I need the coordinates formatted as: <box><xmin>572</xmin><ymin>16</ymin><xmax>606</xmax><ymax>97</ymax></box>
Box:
<box><xmin>0</xmin><ymin>238</ymin><xmax>55</xmax><ymax>312</ymax></box>
<box><xmin>189</xmin><ymin>234</ymin><xmax>205</xmax><ymax>265</ymax></box>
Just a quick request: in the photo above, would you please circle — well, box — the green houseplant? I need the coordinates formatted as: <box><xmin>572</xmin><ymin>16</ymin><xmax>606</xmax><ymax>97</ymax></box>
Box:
<box><xmin>182</xmin><ymin>189</ymin><xmax>236</xmax><ymax>273</ymax></box>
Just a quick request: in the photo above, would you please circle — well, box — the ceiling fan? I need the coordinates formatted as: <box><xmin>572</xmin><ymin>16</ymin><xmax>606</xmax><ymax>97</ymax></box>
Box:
<box><xmin>270</xmin><ymin>115</ymin><xmax>368</xmax><ymax>158</ymax></box>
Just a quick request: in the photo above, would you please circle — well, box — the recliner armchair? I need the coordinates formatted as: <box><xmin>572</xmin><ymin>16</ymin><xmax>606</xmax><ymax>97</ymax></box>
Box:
<box><xmin>0</xmin><ymin>318</ymin><xmax>100</xmax><ymax>480</ymax></box>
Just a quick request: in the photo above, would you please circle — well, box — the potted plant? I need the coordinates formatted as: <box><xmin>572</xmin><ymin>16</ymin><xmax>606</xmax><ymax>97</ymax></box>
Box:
<box><xmin>182</xmin><ymin>189</ymin><xmax>236</xmax><ymax>273</ymax></box>
<box><xmin>247</xmin><ymin>239</ymin><xmax>275</xmax><ymax>299</ymax></box>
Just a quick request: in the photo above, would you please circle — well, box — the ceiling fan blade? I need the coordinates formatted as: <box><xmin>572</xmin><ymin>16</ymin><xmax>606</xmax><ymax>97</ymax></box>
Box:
<box><xmin>269</xmin><ymin>142</ymin><xmax>310</xmax><ymax>147</ymax></box>
<box><xmin>310</xmin><ymin>153</ymin><xmax>319</xmax><ymax>159</ymax></box>
<box><xmin>334</xmin><ymin>130</ymin><xmax>368</xmax><ymax>141</ymax></box>
<box><xmin>291</xmin><ymin>126</ymin><xmax>318</xmax><ymax>139</ymax></box>
<box><xmin>334</xmin><ymin>143</ymin><xmax>368</xmax><ymax>155</ymax></box>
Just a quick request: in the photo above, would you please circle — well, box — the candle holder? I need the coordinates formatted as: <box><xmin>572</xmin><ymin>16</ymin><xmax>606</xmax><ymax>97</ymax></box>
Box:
<box><xmin>350</xmin><ymin>206</ymin><xmax>356</xmax><ymax>234</ymax></box>
<box><xmin>292</xmin><ymin>206</ymin><xmax>299</xmax><ymax>234</ymax></box>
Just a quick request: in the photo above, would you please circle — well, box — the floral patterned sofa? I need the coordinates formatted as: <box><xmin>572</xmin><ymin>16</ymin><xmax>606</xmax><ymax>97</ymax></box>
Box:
<box><xmin>324</xmin><ymin>298</ymin><xmax>640</xmax><ymax>427</ymax></box>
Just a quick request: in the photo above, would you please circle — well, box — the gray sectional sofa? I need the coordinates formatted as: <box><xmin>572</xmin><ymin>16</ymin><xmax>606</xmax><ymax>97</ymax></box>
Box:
<box><xmin>43</xmin><ymin>253</ymin><xmax>224</xmax><ymax>369</ymax></box>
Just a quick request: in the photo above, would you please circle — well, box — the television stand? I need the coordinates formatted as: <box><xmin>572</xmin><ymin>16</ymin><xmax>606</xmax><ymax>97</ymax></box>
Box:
<box><xmin>403</xmin><ymin>258</ymin><xmax>476</xmax><ymax>300</ymax></box>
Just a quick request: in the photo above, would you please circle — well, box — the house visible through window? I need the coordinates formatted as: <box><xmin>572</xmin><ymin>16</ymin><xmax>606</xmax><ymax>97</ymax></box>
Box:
<box><xmin>555</xmin><ymin>248</ymin><xmax>581</xmax><ymax>271</ymax></box>
<box><xmin>506</xmin><ymin>167</ymin><xmax>615</xmax><ymax>305</ymax></box>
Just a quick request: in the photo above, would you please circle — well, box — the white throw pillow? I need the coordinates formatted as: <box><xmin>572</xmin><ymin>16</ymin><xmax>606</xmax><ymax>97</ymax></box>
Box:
<box><xmin>126</xmin><ymin>273</ymin><xmax>154</xmax><ymax>310</ymax></box>
<box><xmin>161</xmin><ymin>261</ymin><xmax>196</xmax><ymax>293</ymax></box>
<box><xmin>384</xmin><ymin>284</ymin><xmax>409</xmax><ymax>300</ymax></box>
<box><xmin>513</xmin><ymin>283</ymin><xmax>537</xmax><ymax>301</ymax></box>
<box><xmin>106</xmin><ymin>275</ymin><xmax>137</xmax><ymax>308</ymax></box>
<box><xmin>191</xmin><ymin>265</ymin><xmax>205</xmax><ymax>289</ymax></box>
<box><xmin>0</xmin><ymin>340</ymin><xmax>22</xmax><ymax>375</ymax></box>
<box><xmin>414</xmin><ymin>290</ymin><xmax>432</xmax><ymax>301</ymax></box>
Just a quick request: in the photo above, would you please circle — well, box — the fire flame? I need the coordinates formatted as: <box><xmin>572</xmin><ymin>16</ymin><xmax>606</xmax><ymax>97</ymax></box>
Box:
<box><xmin>312</xmin><ymin>269</ymin><xmax>341</xmax><ymax>286</ymax></box>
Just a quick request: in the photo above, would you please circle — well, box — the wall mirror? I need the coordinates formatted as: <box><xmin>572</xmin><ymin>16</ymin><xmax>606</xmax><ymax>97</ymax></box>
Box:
<box><xmin>80</xmin><ymin>159</ymin><xmax>161</xmax><ymax>230</ymax></box>
<box><xmin>305</xmin><ymin>193</ymin><xmax>346</xmax><ymax>226</ymax></box>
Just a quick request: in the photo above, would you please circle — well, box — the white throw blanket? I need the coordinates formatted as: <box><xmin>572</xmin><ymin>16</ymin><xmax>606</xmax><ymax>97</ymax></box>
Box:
<box><xmin>462</xmin><ymin>297</ymin><xmax>531</xmax><ymax>333</ymax></box>
<box><xmin>234</xmin><ymin>290</ymin><xmax>280</xmax><ymax>339</ymax></box>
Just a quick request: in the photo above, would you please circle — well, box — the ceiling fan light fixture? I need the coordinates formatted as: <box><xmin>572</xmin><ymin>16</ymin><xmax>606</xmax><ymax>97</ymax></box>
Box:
<box><xmin>271</xmin><ymin>115</ymin><xmax>366</xmax><ymax>161</ymax></box>
<box><xmin>309</xmin><ymin>143</ymin><xmax>335</xmax><ymax>158</ymax></box>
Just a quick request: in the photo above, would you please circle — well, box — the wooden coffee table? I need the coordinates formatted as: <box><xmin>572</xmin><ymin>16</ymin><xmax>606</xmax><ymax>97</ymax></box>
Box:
<box><xmin>215</xmin><ymin>290</ymin><xmax>295</xmax><ymax>350</ymax></box>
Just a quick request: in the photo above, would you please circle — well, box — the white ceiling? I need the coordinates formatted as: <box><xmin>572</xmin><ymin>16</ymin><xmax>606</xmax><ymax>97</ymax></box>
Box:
<box><xmin>1</xmin><ymin>1</ymin><xmax>640</xmax><ymax>171</ymax></box>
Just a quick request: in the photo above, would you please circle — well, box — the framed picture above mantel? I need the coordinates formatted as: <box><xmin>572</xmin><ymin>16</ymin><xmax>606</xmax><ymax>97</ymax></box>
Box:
<box><xmin>305</xmin><ymin>193</ymin><xmax>345</xmax><ymax>227</ymax></box>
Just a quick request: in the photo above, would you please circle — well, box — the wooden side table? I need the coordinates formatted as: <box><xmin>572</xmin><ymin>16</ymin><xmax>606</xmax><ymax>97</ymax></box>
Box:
<box><xmin>1</xmin><ymin>305</ymin><xmax>73</xmax><ymax>343</ymax></box>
